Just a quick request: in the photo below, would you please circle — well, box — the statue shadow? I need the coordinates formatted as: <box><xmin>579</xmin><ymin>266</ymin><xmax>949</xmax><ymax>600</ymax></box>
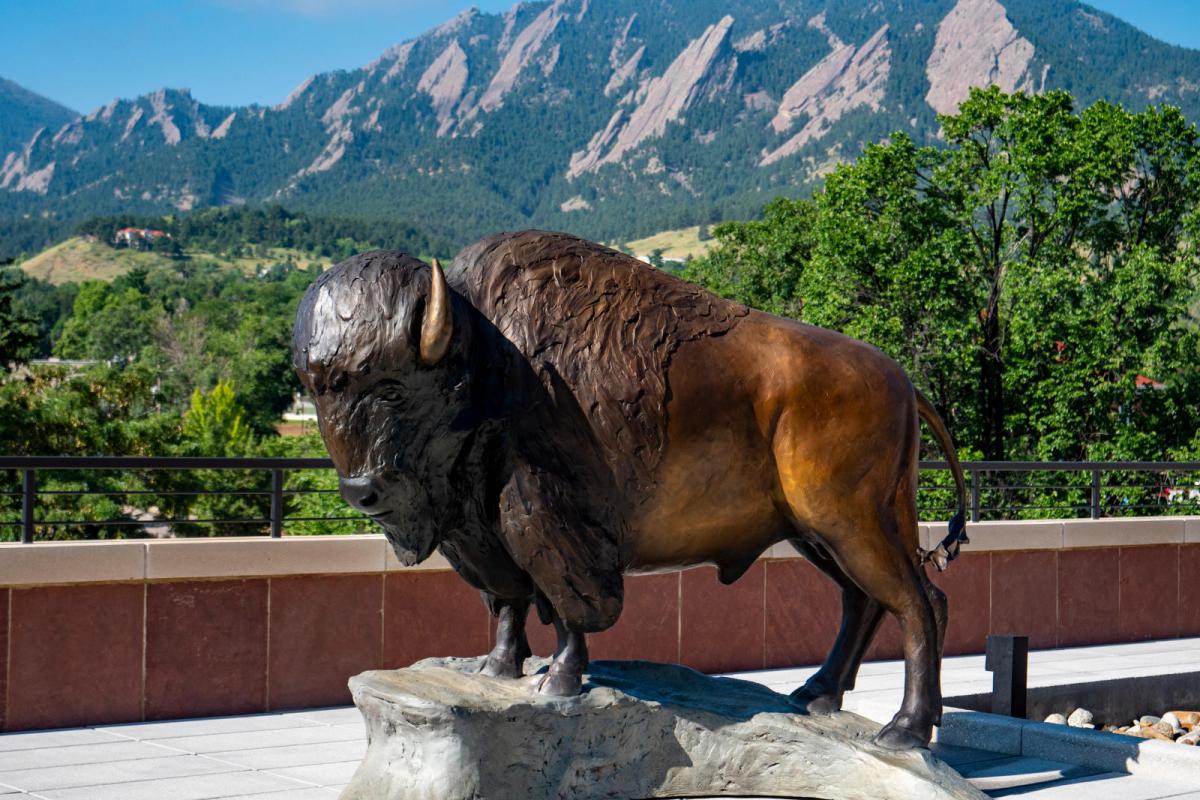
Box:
<box><xmin>583</xmin><ymin>659</ymin><xmax>807</xmax><ymax>721</ymax></box>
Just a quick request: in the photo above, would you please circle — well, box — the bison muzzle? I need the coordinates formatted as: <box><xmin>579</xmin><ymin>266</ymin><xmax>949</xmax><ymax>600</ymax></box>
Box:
<box><xmin>292</xmin><ymin>230</ymin><xmax>968</xmax><ymax>750</ymax></box>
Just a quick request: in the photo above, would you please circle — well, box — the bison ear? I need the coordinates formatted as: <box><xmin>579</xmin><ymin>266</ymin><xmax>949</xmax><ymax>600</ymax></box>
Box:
<box><xmin>419</xmin><ymin>258</ymin><xmax>454</xmax><ymax>365</ymax></box>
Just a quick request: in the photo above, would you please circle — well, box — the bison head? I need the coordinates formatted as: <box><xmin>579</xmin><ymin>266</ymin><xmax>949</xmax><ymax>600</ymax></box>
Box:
<box><xmin>292</xmin><ymin>251</ymin><xmax>472</xmax><ymax>565</ymax></box>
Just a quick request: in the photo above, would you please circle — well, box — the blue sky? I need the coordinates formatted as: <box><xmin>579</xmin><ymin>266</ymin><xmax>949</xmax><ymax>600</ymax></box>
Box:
<box><xmin>1</xmin><ymin>0</ymin><xmax>1198</xmax><ymax>113</ymax></box>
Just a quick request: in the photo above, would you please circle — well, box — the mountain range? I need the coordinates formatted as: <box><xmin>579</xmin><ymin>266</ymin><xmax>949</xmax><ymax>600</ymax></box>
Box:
<box><xmin>0</xmin><ymin>77</ymin><xmax>76</xmax><ymax>159</ymax></box>
<box><xmin>4</xmin><ymin>0</ymin><xmax>1200</xmax><ymax>257</ymax></box>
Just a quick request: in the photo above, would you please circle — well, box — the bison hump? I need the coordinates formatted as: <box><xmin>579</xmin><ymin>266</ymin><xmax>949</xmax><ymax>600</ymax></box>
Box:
<box><xmin>450</xmin><ymin>230</ymin><xmax>748</xmax><ymax>501</ymax></box>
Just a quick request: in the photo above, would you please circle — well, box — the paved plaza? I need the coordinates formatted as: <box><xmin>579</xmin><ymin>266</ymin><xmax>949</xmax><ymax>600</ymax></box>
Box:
<box><xmin>0</xmin><ymin>638</ymin><xmax>1197</xmax><ymax>799</ymax></box>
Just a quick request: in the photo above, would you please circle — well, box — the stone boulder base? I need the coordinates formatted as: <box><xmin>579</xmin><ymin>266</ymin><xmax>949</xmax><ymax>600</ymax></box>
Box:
<box><xmin>341</xmin><ymin>657</ymin><xmax>985</xmax><ymax>800</ymax></box>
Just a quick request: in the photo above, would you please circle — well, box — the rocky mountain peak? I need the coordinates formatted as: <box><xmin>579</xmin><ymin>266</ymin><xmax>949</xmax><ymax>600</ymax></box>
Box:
<box><xmin>3</xmin><ymin>0</ymin><xmax>1200</xmax><ymax>250</ymax></box>
<box><xmin>926</xmin><ymin>0</ymin><xmax>1036</xmax><ymax>116</ymax></box>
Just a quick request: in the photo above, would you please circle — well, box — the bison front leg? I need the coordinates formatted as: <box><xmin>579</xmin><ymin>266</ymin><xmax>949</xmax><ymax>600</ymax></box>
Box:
<box><xmin>537</xmin><ymin>612</ymin><xmax>588</xmax><ymax>697</ymax></box>
<box><xmin>481</xmin><ymin>598</ymin><xmax>532</xmax><ymax>679</ymax></box>
<box><xmin>497</xmin><ymin>460</ymin><xmax>622</xmax><ymax>698</ymax></box>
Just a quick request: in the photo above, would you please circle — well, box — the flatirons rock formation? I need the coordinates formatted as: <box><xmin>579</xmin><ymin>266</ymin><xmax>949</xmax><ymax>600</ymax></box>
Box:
<box><xmin>5</xmin><ymin>0</ymin><xmax>1200</xmax><ymax>249</ymax></box>
<box><xmin>340</xmin><ymin>657</ymin><xmax>986</xmax><ymax>800</ymax></box>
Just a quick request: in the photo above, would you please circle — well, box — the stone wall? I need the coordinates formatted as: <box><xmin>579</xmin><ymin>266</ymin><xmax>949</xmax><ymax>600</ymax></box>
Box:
<box><xmin>1</xmin><ymin>520</ymin><xmax>1198</xmax><ymax>731</ymax></box>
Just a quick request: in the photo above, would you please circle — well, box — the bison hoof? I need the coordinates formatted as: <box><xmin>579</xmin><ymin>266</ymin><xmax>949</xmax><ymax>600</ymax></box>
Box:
<box><xmin>536</xmin><ymin>667</ymin><xmax>582</xmax><ymax>697</ymax></box>
<box><xmin>874</xmin><ymin>717</ymin><xmax>932</xmax><ymax>751</ymax></box>
<box><xmin>480</xmin><ymin>646</ymin><xmax>530</xmax><ymax>680</ymax></box>
<box><xmin>790</xmin><ymin>683</ymin><xmax>843</xmax><ymax>714</ymax></box>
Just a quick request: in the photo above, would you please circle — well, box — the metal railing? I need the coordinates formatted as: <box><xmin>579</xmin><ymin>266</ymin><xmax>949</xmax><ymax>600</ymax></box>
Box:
<box><xmin>0</xmin><ymin>456</ymin><xmax>339</xmax><ymax>543</ymax></box>
<box><xmin>1</xmin><ymin>457</ymin><xmax>1199</xmax><ymax>543</ymax></box>
<box><xmin>917</xmin><ymin>460</ymin><xmax>1200</xmax><ymax>522</ymax></box>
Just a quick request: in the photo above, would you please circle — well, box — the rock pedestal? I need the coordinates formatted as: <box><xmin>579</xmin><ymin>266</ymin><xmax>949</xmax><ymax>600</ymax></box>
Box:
<box><xmin>340</xmin><ymin>657</ymin><xmax>985</xmax><ymax>800</ymax></box>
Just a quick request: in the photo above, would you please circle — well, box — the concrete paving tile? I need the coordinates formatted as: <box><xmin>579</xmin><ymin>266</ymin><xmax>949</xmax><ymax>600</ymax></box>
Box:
<box><xmin>0</xmin><ymin>754</ymin><xmax>239</xmax><ymax>791</ymax></box>
<box><xmin>988</xmin><ymin>771</ymin><xmax>1199</xmax><ymax>799</ymax></box>
<box><xmin>223</xmin><ymin>789</ymin><xmax>340</xmax><ymax>800</ymax></box>
<box><xmin>272</xmin><ymin>707</ymin><xmax>361</xmax><ymax>725</ymax></box>
<box><xmin>0</xmin><ymin>729</ymin><xmax>127</xmax><ymax>753</ymax></box>
<box><xmin>856</xmin><ymin>660</ymin><xmax>905</xmax><ymax>676</ymax></box>
<box><xmin>841</xmin><ymin>673</ymin><xmax>908</xmax><ymax>692</ymax></box>
<box><xmin>943</xmin><ymin>655</ymin><xmax>988</xmax><ymax>669</ymax></box>
<box><xmin>0</xmin><ymin>740</ymin><xmax>188</xmax><ymax>771</ymax></box>
<box><xmin>959</xmin><ymin>755</ymin><xmax>1103</xmax><ymax>791</ymax></box>
<box><xmin>34</xmin><ymin>770</ymin><xmax>314</xmax><ymax>800</ymax></box>
<box><xmin>1075</xmin><ymin>665</ymin><xmax>1198</xmax><ymax>681</ymax></box>
<box><xmin>153</xmin><ymin>724</ymin><xmax>364</xmax><ymax>754</ymax></box>
<box><xmin>98</xmin><ymin>714</ymin><xmax>323</xmax><ymax>740</ymax></box>
<box><xmin>1068</xmin><ymin>651</ymin><xmax>1200</xmax><ymax>671</ymax></box>
<box><xmin>265</xmin><ymin>761</ymin><xmax>360</xmax><ymax>787</ymax></box>
<box><xmin>208</xmin><ymin>741</ymin><xmax>365</xmax><ymax>770</ymax></box>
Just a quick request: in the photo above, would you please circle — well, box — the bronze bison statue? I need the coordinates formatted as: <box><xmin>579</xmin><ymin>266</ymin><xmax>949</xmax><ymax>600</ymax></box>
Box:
<box><xmin>292</xmin><ymin>230</ymin><xmax>967</xmax><ymax>750</ymax></box>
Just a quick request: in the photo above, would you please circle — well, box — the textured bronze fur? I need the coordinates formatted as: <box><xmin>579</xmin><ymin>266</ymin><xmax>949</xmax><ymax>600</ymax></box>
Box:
<box><xmin>450</xmin><ymin>232</ymin><xmax>748</xmax><ymax>500</ymax></box>
<box><xmin>293</xmin><ymin>230</ymin><xmax>968</xmax><ymax>750</ymax></box>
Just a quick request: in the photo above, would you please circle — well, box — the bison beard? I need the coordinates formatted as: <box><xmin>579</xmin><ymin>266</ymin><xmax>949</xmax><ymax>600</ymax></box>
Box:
<box><xmin>294</xmin><ymin>229</ymin><xmax>968</xmax><ymax>751</ymax></box>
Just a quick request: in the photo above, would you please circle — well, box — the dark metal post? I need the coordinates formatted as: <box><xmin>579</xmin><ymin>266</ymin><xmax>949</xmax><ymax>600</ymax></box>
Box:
<box><xmin>970</xmin><ymin>469</ymin><xmax>981</xmax><ymax>523</ymax></box>
<box><xmin>21</xmin><ymin>469</ymin><xmax>35</xmax><ymax>544</ymax></box>
<box><xmin>270</xmin><ymin>469</ymin><xmax>284</xmax><ymax>538</ymax></box>
<box><xmin>985</xmin><ymin>634</ymin><xmax>1028</xmax><ymax>718</ymax></box>
<box><xmin>1090</xmin><ymin>469</ymin><xmax>1101</xmax><ymax>519</ymax></box>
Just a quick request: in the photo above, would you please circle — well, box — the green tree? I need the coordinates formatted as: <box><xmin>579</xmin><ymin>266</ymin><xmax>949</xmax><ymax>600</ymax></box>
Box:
<box><xmin>0</xmin><ymin>267</ymin><xmax>38</xmax><ymax>365</ymax></box>
<box><xmin>181</xmin><ymin>381</ymin><xmax>251</xmax><ymax>456</ymax></box>
<box><xmin>687</xmin><ymin>88</ymin><xmax>1200</xmax><ymax>476</ymax></box>
<box><xmin>682</xmin><ymin>197</ymin><xmax>816</xmax><ymax>319</ymax></box>
<box><xmin>164</xmin><ymin>381</ymin><xmax>267</xmax><ymax>536</ymax></box>
<box><xmin>55</xmin><ymin>281</ymin><xmax>159</xmax><ymax>363</ymax></box>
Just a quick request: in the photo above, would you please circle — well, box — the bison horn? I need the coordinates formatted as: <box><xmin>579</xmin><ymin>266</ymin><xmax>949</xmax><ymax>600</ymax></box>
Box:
<box><xmin>420</xmin><ymin>258</ymin><xmax>453</xmax><ymax>365</ymax></box>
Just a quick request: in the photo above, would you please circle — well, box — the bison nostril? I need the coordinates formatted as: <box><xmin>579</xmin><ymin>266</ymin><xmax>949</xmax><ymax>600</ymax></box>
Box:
<box><xmin>340</xmin><ymin>477</ymin><xmax>381</xmax><ymax>512</ymax></box>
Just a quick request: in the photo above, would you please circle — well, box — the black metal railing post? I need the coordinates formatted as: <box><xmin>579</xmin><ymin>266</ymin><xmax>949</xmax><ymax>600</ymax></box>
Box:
<box><xmin>1090</xmin><ymin>469</ymin><xmax>1101</xmax><ymax>519</ymax></box>
<box><xmin>970</xmin><ymin>469</ymin><xmax>981</xmax><ymax>523</ymax></box>
<box><xmin>270</xmin><ymin>468</ymin><xmax>284</xmax><ymax>538</ymax></box>
<box><xmin>21</xmin><ymin>468</ymin><xmax>35</xmax><ymax>544</ymax></box>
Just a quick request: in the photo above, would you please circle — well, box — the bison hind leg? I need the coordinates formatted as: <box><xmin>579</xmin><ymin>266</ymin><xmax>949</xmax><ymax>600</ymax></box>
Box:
<box><xmin>481</xmin><ymin>597</ymin><xmax>533</xmax><ymax>679</ymax></box>
<box><xmin>787</xmin><ymin>538</ymin><xmax>884</xmax><ymax>714</ymax></box>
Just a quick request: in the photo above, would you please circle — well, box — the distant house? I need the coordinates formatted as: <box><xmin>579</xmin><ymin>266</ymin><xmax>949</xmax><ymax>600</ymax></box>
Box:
<box><xmin>113</xmin><ymin>227</ymin><xmax>171</xmax><ymax>249</ymax></box>
<box><xmin>1135</xmin><ymin>374</ymin><xmax>1167</xmax><ymax>391</ymax></box>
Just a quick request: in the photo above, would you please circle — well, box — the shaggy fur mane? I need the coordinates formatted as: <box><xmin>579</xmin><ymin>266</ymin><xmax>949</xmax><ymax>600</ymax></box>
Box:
<box><xmin>449</xmin><ymin>230</ymin><xmax>748</xmax><ymax>501</ymax></box>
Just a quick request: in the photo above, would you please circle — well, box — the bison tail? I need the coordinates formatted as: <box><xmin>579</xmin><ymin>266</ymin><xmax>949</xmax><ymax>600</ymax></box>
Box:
<box><xmin>915</xmin><ymin>389</ymin><xmax>969</xmax><ymax>571</ymax></box>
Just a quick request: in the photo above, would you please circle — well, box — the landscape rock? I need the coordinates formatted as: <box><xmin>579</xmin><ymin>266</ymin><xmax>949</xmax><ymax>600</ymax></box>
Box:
<box><xmin>340</xmin><ymin>657</ymin><xmax>987</xmax><ymax>800</ymax></box>
<box><xmin>1044</xmin><ymin>713</ymin><xmax>1067</xmax><ymax>725</ymax></box>
<box><xmin>1067</xmin><ymin>708</ymin><xmax>1093</xmax><ymax>728</ymax></box>
<box><xmin>1169</xmin><ymin>710</ymin><xmax>1199</xmax><ymax>730</ymax></box>
<box><xmin>1139</xmin><ymin>715</ymin><xmax>1162</xmax><ymax>727</ymax></box>
<box><xmin>1152</xmin><ymin>720</ymin><xmax>1178</xmax><ymax>738</ymax></box>
<box><xmin>1179</xmin><ymin>730</ymin><xmax>1200</xmax><ymax>746</ymax></box>
<box><xmin>1132</xmin><ymin>725</ymin><xmax>1174</xmax><ymax>742</ymax></box>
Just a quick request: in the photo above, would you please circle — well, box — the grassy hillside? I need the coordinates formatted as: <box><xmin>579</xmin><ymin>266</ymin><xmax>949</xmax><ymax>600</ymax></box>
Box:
<box><xmin>20</xmin><ymin>237</ymin><xmax>334</xmax><ymax>285</ymax></box>
<box><xmin>624</xmin><ymin>226</ymin><xmax>713</xmax><ymax>262</ymax></box>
